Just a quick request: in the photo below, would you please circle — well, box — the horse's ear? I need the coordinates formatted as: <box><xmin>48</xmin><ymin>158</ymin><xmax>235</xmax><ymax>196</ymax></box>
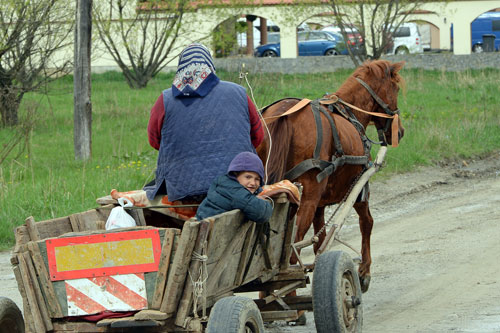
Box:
<box><xmin>391</xmin><ymin>61</ymin><xmax>405</xmax><ymax>75</ymax></box>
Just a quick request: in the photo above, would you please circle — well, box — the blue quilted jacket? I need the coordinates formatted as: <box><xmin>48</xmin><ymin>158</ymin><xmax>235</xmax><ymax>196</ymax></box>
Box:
<box><xmin>195</xmin><ymin>174</ymin><xmax>273</xmax><ymax>223</ymax></box>
<box><xmin>146</xmin><ymin>81</ymin><xmax>255</xmax><ymax>201</ymax></box>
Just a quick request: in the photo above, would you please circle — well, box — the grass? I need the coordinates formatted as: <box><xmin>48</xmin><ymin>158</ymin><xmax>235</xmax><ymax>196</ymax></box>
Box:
<box><xmin>0</xmin><ymin>67</ymin><xmax>499</xmax><ymax>249</ymax></box>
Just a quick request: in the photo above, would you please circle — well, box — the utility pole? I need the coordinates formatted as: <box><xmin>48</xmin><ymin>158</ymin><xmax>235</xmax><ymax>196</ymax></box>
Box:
<box><xmin>74</xmin><ymin>0</ymin><xmax>92</xmax><ymax>160</ymax></box>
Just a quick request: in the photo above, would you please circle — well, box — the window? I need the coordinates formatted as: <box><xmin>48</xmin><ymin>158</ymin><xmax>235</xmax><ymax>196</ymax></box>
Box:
<box><xmin>492</xmin><ymin>20</ymin><xmax>500</xmax><ymax>31</ymax></box>
<box><xmin>394</xmin><ymin>27</ymin><xmax>410</xmax><ymax>37</ymax></box>
<box><xmin>308</xmin><ymin>32</ymin><xmax>324</xmax><ymax>41</ymax></box>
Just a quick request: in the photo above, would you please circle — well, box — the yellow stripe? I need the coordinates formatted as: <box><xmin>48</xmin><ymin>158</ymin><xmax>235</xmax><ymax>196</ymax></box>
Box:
<box><xmin>54</xmin><ymin>238</ymin><xmax>154</xmax><ymax>272</ymax></box>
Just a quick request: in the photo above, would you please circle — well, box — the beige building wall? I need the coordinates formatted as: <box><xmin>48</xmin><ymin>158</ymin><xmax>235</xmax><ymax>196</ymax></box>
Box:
<box><xmin>86</xmin><ymin>0</ymin><xmax>500</xmax><ymax>71</ymax></box>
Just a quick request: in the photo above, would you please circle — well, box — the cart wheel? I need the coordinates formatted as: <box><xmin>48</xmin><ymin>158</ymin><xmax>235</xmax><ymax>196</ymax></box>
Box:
<box><xmin>206</xmin><ymin>296</ymin><xmax>264</xmax><ymax>333</ymax></box>
<box><xmin>0</xmin><ymin>297</ymin><xmax>24</xmax><ymax>333</ymax></box>
<box><xmin>312</xmin><ymin>251</ymin><xmax>363</xmax><ymax>333</ymax></box>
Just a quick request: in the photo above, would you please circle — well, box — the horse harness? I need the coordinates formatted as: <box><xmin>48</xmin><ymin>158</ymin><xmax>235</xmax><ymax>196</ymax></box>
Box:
<box><xmin>280</xmin><ymin>97</ymin><xmax>372</xmax><ymax>184</ymax></box>
<box><xmin>261</xmin><ymin>77</ymin><xmax>401</xmax><ymax>185</ymax></box>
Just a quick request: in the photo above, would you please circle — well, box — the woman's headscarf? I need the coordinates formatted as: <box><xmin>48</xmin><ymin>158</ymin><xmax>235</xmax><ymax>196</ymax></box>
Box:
<box><xmin>172</xmin><ymin>43</ymin><xmax>220</xmax><ymax>104</ymax></box>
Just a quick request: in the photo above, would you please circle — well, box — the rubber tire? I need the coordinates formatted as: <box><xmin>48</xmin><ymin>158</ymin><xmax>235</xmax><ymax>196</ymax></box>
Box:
<box><xmin>206</xmin><ymin>296</ymin><xmax>265</xmax><ymax>333</ymax></box>
<box><xmin>312</xmin><ymin>251</ymin><xmax>363</xmax><ymax>333</ymax></box>
<box><xmin>325</xmin><ymin>48</ymin><xmax>339</xmax><ymax>56</ymax></box>
<box><xmin>395</xmin><ymin>46</ymin><xmax>409</xmax><ymax>55</ymax></box>
<box><xmin>472</xmin><ymin>44</ymin><xmax>483</xmax><ymax>53</ymax></box>
<box><xmin>0</xmin><ymin>297</ymin><xmax>24</xmax><ymax>333</ymax></box>
<box><xmin>262</xmin><ymin>50</ymin><xmax>278</xmax><ymax>57</ymax></box>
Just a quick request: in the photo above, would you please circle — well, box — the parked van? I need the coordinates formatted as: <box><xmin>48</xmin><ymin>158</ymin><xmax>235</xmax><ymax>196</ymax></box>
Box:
<box><xmin>471</xmin><ymin>12</ymin><xmax>500</xmax><ymax>52</ymax></box>
<box><xmin>387</xmin><ymin>23</ymin><xmax>424</xmax><ymax>54</ymax></box>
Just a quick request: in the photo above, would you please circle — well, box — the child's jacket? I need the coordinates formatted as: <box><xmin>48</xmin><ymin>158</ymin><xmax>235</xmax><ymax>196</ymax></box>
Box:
<box><xmin>195</xmin><ymin>174</ymin><xmax>273</xmax><ymax>223</ymax></box>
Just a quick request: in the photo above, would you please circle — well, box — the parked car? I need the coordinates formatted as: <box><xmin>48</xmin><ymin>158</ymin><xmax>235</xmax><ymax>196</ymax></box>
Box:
<box><xmin>387</xmin><ymin>22</ymin><xmax>424</xmax><ymax>54</ymax></box>
<box><xmin>470</xmin><ymin>11</ymin><xmax>500</xmax><ymax>52</ymax></box>
<box><xmin>254</xmin><ymin>30</ymin><xmax>346</xmax><ymax>57</ymax></box>
<box><xmin>321</xmin><ymin>25</ymin><xmax>365</xmax><ymax>54</ymax></box>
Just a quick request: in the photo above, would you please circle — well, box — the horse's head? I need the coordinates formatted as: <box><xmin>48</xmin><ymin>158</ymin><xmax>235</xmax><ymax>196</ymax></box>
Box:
<box><xmin>343</xmin><ymin>60</ymin><xmax>405</xmax><ymax>147</ymax></box>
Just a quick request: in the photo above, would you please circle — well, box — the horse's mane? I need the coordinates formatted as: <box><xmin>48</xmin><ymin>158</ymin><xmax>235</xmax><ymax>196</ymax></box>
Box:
<box><xmin>335</xmin><ymin>60</ymin><xmax>405</xmax><ymax>98</ymax></box>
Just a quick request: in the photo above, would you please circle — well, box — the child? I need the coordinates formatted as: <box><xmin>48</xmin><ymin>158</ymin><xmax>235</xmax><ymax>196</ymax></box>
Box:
<box><xmin>195</xmin><ymin>152</ymin><xmax>273</xmax><ymax>223</ymax></box>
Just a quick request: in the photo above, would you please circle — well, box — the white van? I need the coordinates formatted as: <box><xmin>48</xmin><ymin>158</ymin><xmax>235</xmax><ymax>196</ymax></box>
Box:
<box><xmin>387</xmin><ymin>23</ymin><xmax>424</xmax><ymax>54</ymax></box>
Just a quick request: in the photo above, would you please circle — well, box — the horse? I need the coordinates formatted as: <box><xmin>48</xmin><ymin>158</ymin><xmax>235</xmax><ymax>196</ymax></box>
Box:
<box><xmin>256</xmin><ymin>59</ymin><xmax>405</xmax><ymax>293</ymax></box>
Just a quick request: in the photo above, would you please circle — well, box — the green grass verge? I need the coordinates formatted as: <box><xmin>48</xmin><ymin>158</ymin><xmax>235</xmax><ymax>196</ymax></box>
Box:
<box><xmin>0</xmin><ymin>67</ymin><xmax>499</xmax><ymax>249</ymax></box>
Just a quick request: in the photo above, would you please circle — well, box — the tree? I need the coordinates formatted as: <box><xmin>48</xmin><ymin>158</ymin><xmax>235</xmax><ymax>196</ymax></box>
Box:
<box><xmin>328</xmin><ymin>0</ymin><xmax>421</xmax><ymax>66</ymax></box>
<box><xmin>0</xmin><ymin>0</ymin><xmax>73</xmax><ymax>127</ymax></box>
<box><xmin>92</xmin><ymin>0</ymin><xmax>191</xmax><ymax>89</ymax></box>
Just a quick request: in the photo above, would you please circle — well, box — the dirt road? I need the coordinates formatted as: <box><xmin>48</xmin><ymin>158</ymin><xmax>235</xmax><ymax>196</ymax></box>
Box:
<box><xmin>2</xmin><ymin>152</ymin><xmax>500</xmax><ymax>332</ymax></box>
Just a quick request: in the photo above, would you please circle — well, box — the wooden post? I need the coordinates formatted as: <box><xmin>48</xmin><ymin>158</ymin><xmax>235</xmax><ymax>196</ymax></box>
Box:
<box><xmin>175</xmin><ymin>221</ymin><xmax>210</xmax><ymax>327</ymax></box>
<box><xmin>318</xmin><ymin>146</ymin><xmax>387</xmax><ymax>255</ymax></box>
<box><xmin>161</xmin><ymin>222</ymin><xmax>200</xmax><ymax>315</ymax></box>
<box><xmin>74</xmin><ymin>0</ymin><xmax>92</xmax><ymax>160</ymax></box>
<box><xmin>152</xmin><ymin>229</ymin><xmax>178</xmax><ymax>309</ymax></box>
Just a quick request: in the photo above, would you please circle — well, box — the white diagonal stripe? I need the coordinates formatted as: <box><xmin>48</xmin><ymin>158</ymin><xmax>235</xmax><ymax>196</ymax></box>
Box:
<box><xmin>65</xmin><ymin>278</ymin><xmax>133</xmax><ymax>311</ymax></box>
<box><xmin>111</xmin><ymin>274</ymin><xmax>147</xmax><ymax>298</ymax></box>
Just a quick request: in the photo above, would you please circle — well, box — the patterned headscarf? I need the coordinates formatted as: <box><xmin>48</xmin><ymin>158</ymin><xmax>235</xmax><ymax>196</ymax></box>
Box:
<box><xmin>172</xmin><ymin>43</ymin><xmax>220</xmax><ymax>103</ymax></box>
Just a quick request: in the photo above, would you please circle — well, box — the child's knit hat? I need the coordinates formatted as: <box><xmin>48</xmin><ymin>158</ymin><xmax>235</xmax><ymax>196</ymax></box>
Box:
<box><xmin>227</xmin><ymin>152</ymin><xmax>265</xmax><ymax>182</ymax></box>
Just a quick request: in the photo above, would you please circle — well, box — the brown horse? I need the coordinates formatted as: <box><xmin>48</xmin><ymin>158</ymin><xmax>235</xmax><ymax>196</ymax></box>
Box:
<box><xmin>256</xmin><ymin>60</ymin><xmax>405</xmax><ymax>292</ymax></box>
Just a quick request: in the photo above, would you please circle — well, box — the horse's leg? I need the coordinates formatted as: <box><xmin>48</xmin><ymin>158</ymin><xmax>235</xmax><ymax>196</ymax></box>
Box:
<box><xmin>353</xmin><ymin>200</ymin><xmax>374</xmax><ymax>293</ymax></box>
<box><xmin>312</xmin><ymin>206</ymin><xmax>326</xmax><ymax>254</ymax></box>
<box><xmin>290</xmin><ymin>201</ymin><xmax>317</xmax><ymax>264</ymax></box>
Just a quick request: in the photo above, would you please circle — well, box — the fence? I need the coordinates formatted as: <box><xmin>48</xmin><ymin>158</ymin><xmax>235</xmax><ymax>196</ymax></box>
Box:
<box><xmin>209</xmin><ymin>53</ymin><xmax>500</xmax><ymax>73</ymax></box>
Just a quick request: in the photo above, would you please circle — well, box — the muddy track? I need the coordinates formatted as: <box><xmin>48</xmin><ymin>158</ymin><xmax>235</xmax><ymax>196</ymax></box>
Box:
<box><xmin>2</xmin><ymin>152</ymin><xmax>500</xmax><ymax>332</ymax></box>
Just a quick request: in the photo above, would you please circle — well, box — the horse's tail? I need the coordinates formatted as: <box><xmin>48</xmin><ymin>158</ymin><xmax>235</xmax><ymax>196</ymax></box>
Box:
<box><xmin>265</xmin><ymin>116</ymin><xmax>292</xmax><ymax>184</ymax></box>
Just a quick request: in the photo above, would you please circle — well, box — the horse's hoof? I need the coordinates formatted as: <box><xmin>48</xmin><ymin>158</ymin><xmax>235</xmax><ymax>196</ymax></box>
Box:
<box><xmin>288</xmin><ymin>312</ymin><xmax>307</xmax><ymax>326</ymax></box>
<box><xmin>360</xmin><ymin>275</ymin><xmax>371</xmax><ymax>293</ymax></box>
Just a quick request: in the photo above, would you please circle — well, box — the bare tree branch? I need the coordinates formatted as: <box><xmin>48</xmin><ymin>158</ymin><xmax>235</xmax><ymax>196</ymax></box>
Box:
<box><xmin>93</xmin><ymin>0</ymin><xmax>191</xmax><ymax>89</ymax></box>
<box><xmin>0</xmin><ymin>0</ymin><xmax>73</xmax><ymax>127</ymax></box>
<box><xmin>329</xmin><ymin>0</ymin><xmax>424</xmax><ymax>64</ymax></box>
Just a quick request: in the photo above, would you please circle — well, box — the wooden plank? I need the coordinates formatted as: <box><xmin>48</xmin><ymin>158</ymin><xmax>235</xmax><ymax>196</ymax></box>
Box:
<box><xmin>13</xmin><ymin>225</ymin><xmax>30</xmax><ymax>253</ymax></box>
<box><xmin>17</xmin><ymin>253</ymin><xmax>47</xmax><ymax>333</ymax></box>
<box><xmin>234</xmin><ymin>223</ymin><xmax>256</xmax><ymax>286</ymax></box>
<box><xmin>152</xmin><ymin>229</ymin><xmax>178</xmax><ymax>309</ymax></box>
<box><xmin>161</xmin><ymin>221</ymin><xmax>200</xmax><ymax>315</ymax></box>
<box><xmin>175</xmin><ymin>220</ymin><xmax>211</xmax><ymax>327</ymax></box>
<box><xmin>235</xmin><ymin>278</ymin><xmax>306</xmax><ymax>293</ymax></box>
<box><xmin>53</xmin><ymin>321</ymin><xmax>108</xmax><ymax>332</ymax></box>
<box><xmin>255</xmin><ymin>295</ymin><xmax>313</xmax><ymax>311</ymax></box>
<box><xmin>28</xmin><ymin>242</ymin><xmax>64</xmax><ymax>318</ymax></box>
<box><xmin>206</xmin><ymin>222</ymin><xmax>253</xmax><ymax>293</ymax></box>
<box><xmin>69</xmin><ymin>214</ymin><xmax>80</xmax><ymax>232</ymax></box>
<box><xmin>129</xmin><ymin>208</ymin><xmax>147</xmax><ymax>226</ymax></box>
<box><xmin>280</xmin><ymin>205</ymin><xmax>297</xmax><ymax>270</ymax></box>
<box><xmin>25</xmin><ymin>216</ymin><xmax>40</xmax><ymax>241</ymax></box>
<box><xmin>134</xmin><ymin>309</ymin><xmax>168</xmax><ymax>320</ymax></box>
<box><xmin>13</xmin><ymin>265</ymin><xmax>35</xmax><ymax>333</ymax></box>
<box><xmin>263</xmin><ymin>281</ymin><xmax>304</xmax><ymax>304</ymax></box>
<box><xmin>95</xmin><ymin>204</ymin><xmax>113</xmax><ymax>220</ymax></box>
<box><xmin>259</xmin><ymin>228</ymin><xmax>273</xmax><ymax>269</ymax></box>
<box><xmin>261</xmin><ymin>310</ymin><xmax>298</xmax><ymax>322</ymax></box>
<box><xmin>96</xmin><ymin>195</ymin><xmax>115</xmax><ymax>205</ymax></box>
<box><xmin>36</xmin><ymin>216</ymin><xmax>73</xmax><ymax>240</ymax></box>
<box><xmin>23</xmin><ymin>251</ymin><xmax>53</xmax><ymax>330</ymax></box>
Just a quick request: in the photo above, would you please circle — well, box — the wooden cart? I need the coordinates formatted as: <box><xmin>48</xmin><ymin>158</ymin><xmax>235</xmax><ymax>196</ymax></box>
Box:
<box><xmin>11</xmin><ymin>188</ymin><xmax>311</xmax><ymax>332</ymax></box>
<box><xmin>10</xmin><ymin>147</ymin><xmax>386</xmax><ymax>332</ymax></box>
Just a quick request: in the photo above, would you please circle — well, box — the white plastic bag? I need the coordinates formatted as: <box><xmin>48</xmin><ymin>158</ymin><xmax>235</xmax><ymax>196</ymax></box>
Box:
<box><xmin>105</xmin><ymin>197</ymin><xmax>137</xmax><ymax>230</ymax></box>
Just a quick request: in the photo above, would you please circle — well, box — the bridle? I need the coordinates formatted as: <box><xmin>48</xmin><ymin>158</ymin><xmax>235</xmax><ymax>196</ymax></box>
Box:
<box><xmin>354</xmin><ymin>77</ymin><xmax>401</xmax><ymax>147</ymax></box>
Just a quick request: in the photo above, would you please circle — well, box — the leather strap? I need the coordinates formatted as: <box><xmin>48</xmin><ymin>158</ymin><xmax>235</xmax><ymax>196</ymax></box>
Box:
<box><xmin>263</xmin><ymin>98</ymin><xmax>312</xmax><ymax>125</ymax></box>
